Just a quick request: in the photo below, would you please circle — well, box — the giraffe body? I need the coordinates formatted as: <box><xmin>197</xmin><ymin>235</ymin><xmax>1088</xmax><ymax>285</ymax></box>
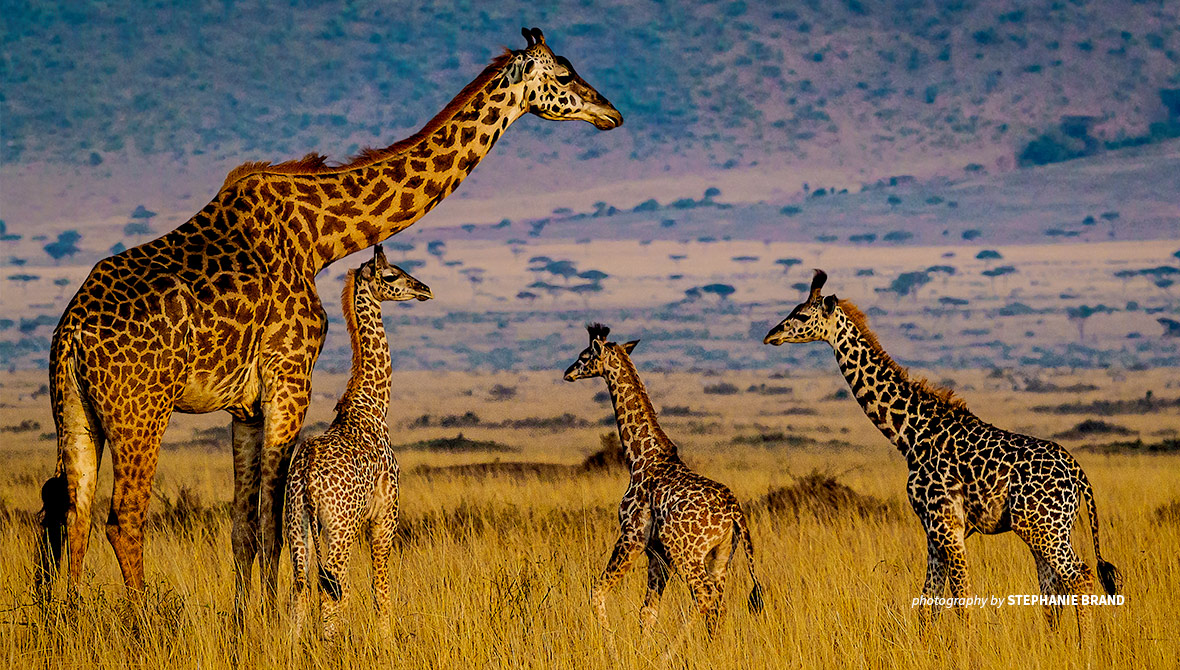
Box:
<box><xmin>564</xmin><ymin>325</ymin><xmax>763</xmax><ymax>644</ymax></box>
<box><xmin>764</xmin><ymin>271</ymin><xmax>1122</xmax><ymax>642</ymax></box>
<box><xmin>36</xmin><ymin>28</ymin><xmax>621</xmax><ymax>618</ymax></box>
<box><xmin>284</xmin><ymin>248</ymin><xmax>429</xmax><ymax>639</ymax></box>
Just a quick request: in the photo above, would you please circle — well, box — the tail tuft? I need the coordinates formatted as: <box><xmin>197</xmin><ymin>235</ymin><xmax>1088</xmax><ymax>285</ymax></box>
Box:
<box><xmin>35</xmin><ymin>475</ymin><xmax>69</xmax><ymax>588</ymax></box>
<box><xmin>1097</xmin><ymin>560</ymin><xmax>1122</xmax><ymax>596</ymax></box>
<box><xmin>748</xmin><ymin>582</ymin><xmax>765</xmax><ymax>614</ymax></box>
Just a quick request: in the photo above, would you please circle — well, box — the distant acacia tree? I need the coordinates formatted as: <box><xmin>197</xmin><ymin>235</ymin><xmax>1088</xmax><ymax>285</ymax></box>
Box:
<box><xmin>702</xmin><ymin>283</ymin><xmax>736</xmax><ymax>301</ymax></box>
<box><xmin>44</xmin><ymin>230</ymin><xmax>81</xmax><ymax>263</ymax></box>
<box><xmin>880</xmin><ymin>271</ymin><xmax>930</xmax><ymax>298</ymax></box>
<box><xmin>775</xmin><ymin>258</ymin><xmax>802</xmax><ymax>275</ymax></box>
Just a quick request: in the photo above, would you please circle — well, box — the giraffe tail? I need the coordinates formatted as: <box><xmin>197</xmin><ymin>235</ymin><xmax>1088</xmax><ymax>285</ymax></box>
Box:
<box><xmin>36</xmin><ymin>324</ymin><xmax>82</xmax><ymax>590</ymax></box>
<box><xmin>1078</xmin><ymin>466</ymin><xmax>1122</xmax><ymax>595</ymax></box>
<box><xmin>734</xmin><ymin>512</ymin><xmax>764</xmax><ymax>614</ymax></box>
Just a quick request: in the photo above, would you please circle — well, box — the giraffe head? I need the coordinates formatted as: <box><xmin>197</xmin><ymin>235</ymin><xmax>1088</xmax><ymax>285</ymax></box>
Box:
<box><xmin>563</xmin><ymin>323</ymin><xmax>639</xmax><ymax>381</ymax></box>
<box><xmin>357</xmin><ymin>246</ymin><xmax>433</xmax><ymax>302</ymax></box>
<box><xmin>510</xmin><ymin>27</ymin><xmax>623</xmax><ymax>130</ymax></box>
<box><xmin>763</xmin><ymin>269</ymin><xmax>839</xmax><ymax>345</ymax></box>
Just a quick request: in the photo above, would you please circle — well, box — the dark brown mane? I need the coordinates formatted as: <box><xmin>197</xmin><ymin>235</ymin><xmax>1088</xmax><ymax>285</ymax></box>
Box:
<box><xmin>838</xmin><ymin>299</ymin><xmax>968</xmax><ymax>410</ymax></box>
<box><xmin>336</xmin><ymin>269</ymin><xmax>364</xmax><ymax>412</ymax></box>
<box><xmin>221</xmin><ymin>50</ymin><xmax>517</xmax><ymax>190</ymax></box>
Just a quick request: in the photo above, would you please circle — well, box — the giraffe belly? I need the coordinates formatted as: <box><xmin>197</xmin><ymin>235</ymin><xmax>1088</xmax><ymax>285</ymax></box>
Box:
<box><xmin>175</xmin><ymin>362</ymin><xmax>262</xmax><ymax>416</ymax></box>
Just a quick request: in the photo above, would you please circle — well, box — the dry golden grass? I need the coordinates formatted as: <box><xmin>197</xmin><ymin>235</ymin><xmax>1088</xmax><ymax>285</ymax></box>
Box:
<box><xmin>1</xmin><ymin>368</ymin><xmax>1178</xmax><ymax>668</ymax></box>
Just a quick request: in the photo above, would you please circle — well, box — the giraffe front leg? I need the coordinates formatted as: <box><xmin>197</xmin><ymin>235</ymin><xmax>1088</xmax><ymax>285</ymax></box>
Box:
<box><xmin>918</xmin><ymin>534</ymin><xmax>948</xmax><ymax>633</ymax></box>
<box><xmin>258</xmin><ymin>382</ymin><xmax>312</xmax><ymax>615</ymax></box>
<box><xmin>369</xmin><ymin>493</ymin><xmax>399</xmax><ymax>636</ymax></box>
<box><xmin>231</xmin><ymin>417</ymin><xmax>263</xmax><ymax>627</ymax></box>
<box><xmin>592</xmin><ymin>529</ymin><xmax>647</xmax><ymax>631</ymax></box>
<box><xmin>938</xmin><ymin>517</ymin><xmax>973</xmax><ymax>625</ymax></box>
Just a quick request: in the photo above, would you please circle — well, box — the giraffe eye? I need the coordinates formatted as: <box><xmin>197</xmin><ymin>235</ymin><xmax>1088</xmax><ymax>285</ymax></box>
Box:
<box><xmin>555</xmin><ymin>72</ymin><xmax>572</xmax><ymax>85</ymax></box>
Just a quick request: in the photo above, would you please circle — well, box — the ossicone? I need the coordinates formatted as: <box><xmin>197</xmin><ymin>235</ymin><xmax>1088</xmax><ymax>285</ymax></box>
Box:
<box><xmin>522</xmin><ymin>26</ymin><xmax>545</xmax><ymax>47</ymax></box>
<box><xmin>809</xmin><ymin>269</ymin><xmax>828</xmax><ymax>300</ymax></box>
<box><xmin>587</xmin><ymin>322</ymin><xmax>610</xmax><ymax>341</ymax></box>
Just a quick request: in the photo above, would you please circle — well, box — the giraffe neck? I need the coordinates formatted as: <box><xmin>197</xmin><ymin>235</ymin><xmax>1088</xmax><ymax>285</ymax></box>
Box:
<box><xmin>828</xmin><ymin>306</ymin><xmax>961</xmax><ymax>468</ymax></box>
<box><xmin>333</xmin><ymin>273</ymin><xmax>391</xmax><ymax>436</ymax></box>
<box><xmin>601</xmin><ymin>353</ymin><xmax>678</xmax><ymax>475</ymax></box>
<box><xmin>243</xmin><ymin>55</ymin><xmax>528</xmax><ymax>273</ymax></box>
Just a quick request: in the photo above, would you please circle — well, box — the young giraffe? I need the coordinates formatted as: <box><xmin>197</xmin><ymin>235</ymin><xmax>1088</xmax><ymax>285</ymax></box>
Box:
<box><xmin>563</xmin><ymin>325</ymin><xmax>764</xmax><ymax>642</ymax></box>
<box><xmin>764</xmin><ymin>270</ymin><xmax>1122</xmax><ymax>641</ymax></box>
<box><xmin>284</xmin><ymin>246</ymin><xmax>430</xmax><ymax>640</ymax></box>
<box><xmin>36</xmin><ymin>27</ymin><xmax>621</xmax><ymax>617</ymax></box>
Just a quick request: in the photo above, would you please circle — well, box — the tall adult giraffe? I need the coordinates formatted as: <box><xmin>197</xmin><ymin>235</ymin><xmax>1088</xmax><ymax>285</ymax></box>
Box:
<box><xmin>763</xmin><ymin>270</ymin><xmax>1122</xmax><ymax>642</ymax></box>
<box><xmin>37</xmin><ymin>27</ymin><xmax>621</xmax><ymax>617</ymax></box>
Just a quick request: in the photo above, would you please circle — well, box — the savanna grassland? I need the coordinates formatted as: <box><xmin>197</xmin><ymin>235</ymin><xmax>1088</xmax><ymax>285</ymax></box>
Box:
<box><xmin>2</xmin><ymin>367</ymin><xmax>1177</xmax><ymax>669</ymax></box>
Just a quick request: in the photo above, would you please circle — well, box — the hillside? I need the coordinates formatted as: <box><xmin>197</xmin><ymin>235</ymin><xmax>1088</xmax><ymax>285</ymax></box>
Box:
<box><xmin>4</xmin><ymin>1</ymin><xmax>1179</xmax><ymax>217</ymax></box>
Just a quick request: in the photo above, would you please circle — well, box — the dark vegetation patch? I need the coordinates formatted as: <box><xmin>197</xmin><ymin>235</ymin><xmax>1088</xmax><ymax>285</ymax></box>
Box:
<box><xmin>1033</xmin><ymin>393</ymin><xmax>1180</xmax><ymax>415</ymax></box>
<box><xmin>149</xmin><ymin>486</ymin><xmax>228</xmax><ymax>538</ymax></box>
<box><xmin>1020</xmin><ymin>378</ymin><xmax>1099</xmax><ymax>393</ymax></box>
<box><xmin>399</xmin><ymin>434</ymin><xmax>518</xmax><ymax>453</ymax></box>
<box><xmin>1052</xmin><ymin>419</ymin><xmax>1134</xmax><ymax>440</ymax></box>
<box><xmin>410</xmin><ymin>411</ymin><xmax>481</xmax><ymax>428</ymax></box>
<box><xmin>1155</xmin><ymin>499</ymin><xmax>1180</xmax><ymax>525</ymax></box>
<box><xmin>166</xmin><ymin>425</ymin><xmax>232</xmax><ymax>451</ymax></box>
<box><xmin>730</xmin><ymin>431</ymin><xmax>854</xmax><ymax>449</ymax></box>
<box><xmin>703</xmin><ymin>382</ymin><xmax>740</xmax><ymax>395</ymax></box>
<box><xmin>755</xmin><ymin>471</ymin><xmax>900</xmax><ymax>523</ymax></box>
<box><xmin>411</xmin><ymin>433</ymin><xmax>623</xmax><ymax>479</ymax></box>
<box><xmin>746</xmin><ymin>384</ymin><xmax>793</xmax><ymax>395</ymax></box>
<box><xmin>660</xmin><ymin>405</ymin><xmax>710</xmax><ymax>417</ymax></box>
<box><xmin>759</xmin><ymin>407</ymin><xmax>819</xmax><ymax>416</ymax></box>
<box><xmin>488</xmin><ymin>384</ymin><xmax>517</xmax><ymax>401</ymax></box>
<box><xmin>1076</xmin><ymin>438</ymin><xmax>1180</xmax><ymax>455</ymax></box>
<box><xmin>0</xmin><ymin>419</ymin><xmax>40</xmax><ymax>433</ymax></box>
<box><xmin>491</xmin><ymin>413</ymin><xmax>590</xmax><ymax>430</ymax></box>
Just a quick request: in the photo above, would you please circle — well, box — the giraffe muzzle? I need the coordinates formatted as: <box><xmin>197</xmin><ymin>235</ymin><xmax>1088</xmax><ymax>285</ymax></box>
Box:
<box><xmin>591</xmin><ymin>106</ymin><xmax>624</xmax><ymax>130</ymax></box>
<box><xmin>763</xmin><ymin>326</ymin><xmax>787</xmax><ymax>345</ymax></box>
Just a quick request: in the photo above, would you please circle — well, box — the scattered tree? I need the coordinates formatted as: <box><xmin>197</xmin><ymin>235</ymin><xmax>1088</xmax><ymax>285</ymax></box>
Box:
<box><xmin>44</xmin><ymin>230</ymin><xmax>81</xmax><ymax>262</ymax></box>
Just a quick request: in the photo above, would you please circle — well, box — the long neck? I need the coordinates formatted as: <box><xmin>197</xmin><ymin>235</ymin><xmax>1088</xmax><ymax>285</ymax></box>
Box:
<box><xmin>601</xmin><ymin>352</ymin><xmax>678</xmax><ymax>474</ymax></box>
<box><xmin>333</xmin><ymin>274</ymin><xmax>392</xmax><ymax>435</ymax></box>
<box><xmin>278</xmin><ymin>56</ymin><xmax>528</xmax><ymax>272</ymax></box>
<box><xmin>828</xmin><ymin>306</ymin><xmax>961</xmax><ymax>468</ymax></box>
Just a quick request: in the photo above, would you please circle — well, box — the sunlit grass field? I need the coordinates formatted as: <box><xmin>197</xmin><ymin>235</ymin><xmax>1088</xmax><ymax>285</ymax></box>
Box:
<box><xmin>1</xmin><ymin>369</ymin><xmax>1177</xmax><ymax>668</ymax></box>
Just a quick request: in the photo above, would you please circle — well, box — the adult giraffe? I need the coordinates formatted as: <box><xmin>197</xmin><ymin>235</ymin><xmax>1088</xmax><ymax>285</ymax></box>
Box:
<box><xmin>37</xmin><ymin>27</ymin><xmax>621</xmax><ymax>617</ymax></box>
<box><xmin>763</xmin><ymin>270</ymin><xmax>1121</xmax><ymax>643</ymax></box>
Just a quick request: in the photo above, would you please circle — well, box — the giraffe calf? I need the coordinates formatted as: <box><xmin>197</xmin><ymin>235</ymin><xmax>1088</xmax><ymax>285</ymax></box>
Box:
<box><xmin>564</xmin><ymin>324</ymin><xmax>764</xmax><ymax>647</ymax></box>
<box><xmin>283</xmin><ymin>247</ymin><xmax>431</xmax><ymax>639</ymax></box>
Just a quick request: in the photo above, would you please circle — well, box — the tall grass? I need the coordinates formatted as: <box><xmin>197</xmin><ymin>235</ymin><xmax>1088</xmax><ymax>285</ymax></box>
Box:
<box><xmin>2</xmin><ymin>444</ymin><xmax>1177</xmax><ymax>669</ymax></box>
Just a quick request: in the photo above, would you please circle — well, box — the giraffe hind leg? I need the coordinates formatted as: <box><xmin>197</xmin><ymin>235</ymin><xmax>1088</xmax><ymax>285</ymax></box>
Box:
<box><xmin>1033</xmin><ymin>551</ymin><xmax>1064</xmax><ymax>630</ymax></box>
<box><xmin>104</xmin><ymin>414</ymin><xmax>169</xmax><ymax>601</ymax></box>
<box><xmin>1043</xmin><ymin>540</ymin><xmax>1095</xmax><ymax>647</ymax></box>
<box><xmin>639</xmin><ymin>540</ymin><xmax>672</xmax><ymax>635</ymax></box>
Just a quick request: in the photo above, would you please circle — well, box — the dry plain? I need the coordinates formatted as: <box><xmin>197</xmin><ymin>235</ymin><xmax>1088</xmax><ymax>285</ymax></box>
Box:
<box><xmin>1</xmin><ymin>364</ymin><xmax>1177</xmax><ymax>669</ymax></box>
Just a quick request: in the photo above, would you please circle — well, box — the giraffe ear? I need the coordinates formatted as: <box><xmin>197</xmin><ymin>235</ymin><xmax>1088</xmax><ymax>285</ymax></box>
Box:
<box><xmin>621</xmin><ymin>340</ymin><xmax>640</xmax><ymax>354</ymax></box>
<box><xmin>822</xmin><ymin>294</ymin><xmax>838</xmax><ymax>315</ymax></box>
<box><xmin>521</xmin><ymin>27</ymin><xmax>535</xmax><ymax>48</ymax></box>
<box><xmin>531</xmin><ymin>27</ymin><xmax>546</xmax><ymax>45</ymax></box>
<box><xmin>373</xmin><ymin>245</ymin><xmax>388</xmax><ymax>265</ymax></box>
<box><xmin>809</xmin><ymin>269</ymin><xmax>828</xmax><ymax>302</ymax></box>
